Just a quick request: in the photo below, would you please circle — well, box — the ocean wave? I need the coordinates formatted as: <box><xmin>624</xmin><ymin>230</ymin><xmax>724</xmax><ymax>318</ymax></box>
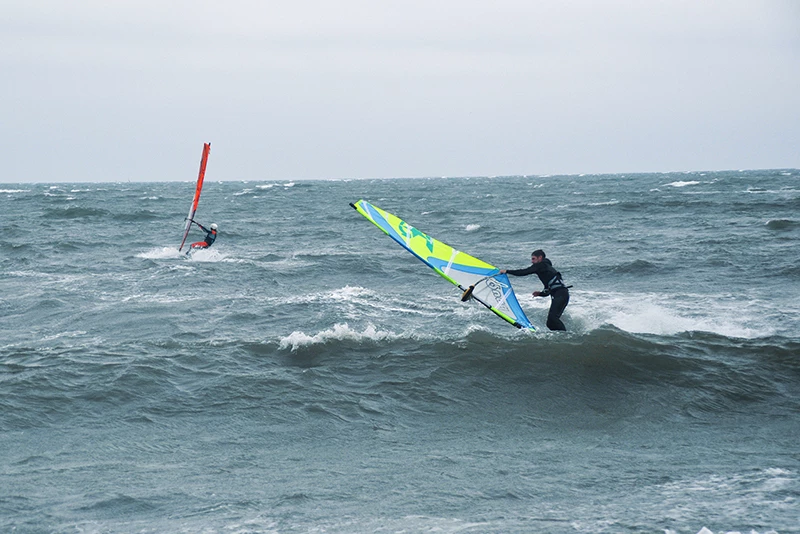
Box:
<box><xmin>254</xmin><ymin>327</ymin><xmax>800</xmax><ymax>425</ymax></box>
<box><xmin>278</xmin><ymin>322</ymin><xmax>409</xmax><ymax>351</ymax></box>
<box><xmin>270</xmin><ymin>319</ymin><xmax>797</xmax><ymax>368</ymax></box>
<box><xmin>43</xmin><ymin>207</ymin><xmax>111</xmax><ymax>219</ymax></box>
<box><xmin>1</xmin><ymin>242</ymin><xmax>35</xmax><ymax>256</ymax></box>
<box><xmin>587</xmin><ymin>200</ymin><xmax>620</xmax><ymax>206</ymax></box>
<box><xmin>233</xmin><ymin>188</ymin><xmax>259</xmax><ymax>196</ymax></box>
<box><xmin>609</xmin><ymin>259</ymin><xmax>663</xmax><ymax>274</ymax></box>
<box><xmin>258</xmin><ymin>282</ymin><xmax>783</xmax><ymax>343</ymax></box>
<box><xmin>777</xmin><ymin>264</ymin><xmax>800</xmax><ymax>278</ymax></box>
<box><xmin>3</xmin><ymin>327</ymin><xmax>796</xmax><ymax>435</ymax></box>
<box><xmin>77</xmin><ymin>493</ymin><xmax>159</xmax><ymax>515</ymax></box>
<box><xmin>566</xmin><ymin>290</ymin><xmax>778</xmax><ymax>339</ymax></box>
<box><xmin>765</xmin><ymin>218</ymin><xmax>798</xmax><ymax>231</ymax></box>
<box><xmin>115</xmin><ymin>209</ymin><xmax>162</xmax><ymax>221</ymax></box>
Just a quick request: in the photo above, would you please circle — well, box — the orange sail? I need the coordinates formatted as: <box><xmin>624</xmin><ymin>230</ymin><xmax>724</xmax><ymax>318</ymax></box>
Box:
<box><xmin>179</xmin><ymin>143</ymin><xmax>211</xmax><ymax>251</ymax></box>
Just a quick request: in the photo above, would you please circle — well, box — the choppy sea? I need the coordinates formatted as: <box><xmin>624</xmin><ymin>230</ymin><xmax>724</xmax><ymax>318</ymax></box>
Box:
<box><xmin>1</xmin><ymin>170</ymin><xmax>799</xmax><ymax>533</ymax></box>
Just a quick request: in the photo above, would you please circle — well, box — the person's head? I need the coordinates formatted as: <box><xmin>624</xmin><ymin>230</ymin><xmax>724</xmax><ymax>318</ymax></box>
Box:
<box><xmin>210</xmin><ymin>223</ymin><xmax>218</xmax><ymax>231</ymax></box>
<box><xmin>531</xmin><ymin>249</ymin><xmax>545</xmax><ymax>264</ymax></box>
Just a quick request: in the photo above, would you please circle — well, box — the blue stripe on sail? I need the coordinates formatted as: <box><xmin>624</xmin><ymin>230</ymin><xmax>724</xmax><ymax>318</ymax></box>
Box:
<box><xmin>426</xmin><ymin>257</ymin><xmax>496</xmax><ymax>277</ymax></box>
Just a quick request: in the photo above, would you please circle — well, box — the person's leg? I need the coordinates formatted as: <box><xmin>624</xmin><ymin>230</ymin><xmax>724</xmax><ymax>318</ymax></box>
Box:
<box><xmin>546</xmin><ymin>290</ymin><xmax>569</xmax><ymax>331</ymax></box>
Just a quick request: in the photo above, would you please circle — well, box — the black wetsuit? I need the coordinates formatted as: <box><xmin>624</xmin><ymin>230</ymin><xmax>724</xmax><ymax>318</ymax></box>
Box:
<box><xmin>506</xmin><ymin>258</ymin><xmax>569</xmax><ymax>331</ymax></box>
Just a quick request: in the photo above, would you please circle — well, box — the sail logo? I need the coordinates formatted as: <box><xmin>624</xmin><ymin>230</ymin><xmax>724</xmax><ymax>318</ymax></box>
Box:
<box><xmin>485</xmin><ymin>278</ymin><xmax>509</xmax><ymax>310</ymax></box>
<box><xmin>397</xmin><ymin>220</ymin><xmax>435</xmax><ymax>253</ymax></box>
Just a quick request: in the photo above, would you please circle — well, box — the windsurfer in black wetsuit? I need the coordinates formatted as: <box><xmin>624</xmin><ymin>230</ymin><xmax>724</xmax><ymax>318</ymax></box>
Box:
<box><xmin>189</xmin><ymin>221</ymin><xmax>218</xmax><ymax>249</ymax></box>
<box><xmin>500</xmin><ymin>249</ymin><xmax>570</xmax><ymax>331</ymax></box>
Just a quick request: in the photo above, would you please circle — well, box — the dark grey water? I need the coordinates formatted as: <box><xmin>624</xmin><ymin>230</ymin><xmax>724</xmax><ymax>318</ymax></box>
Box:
<box><xmin>2</xmin><ymin>170</ymin><xmax>799</xmax><ymax>533</ymax></box>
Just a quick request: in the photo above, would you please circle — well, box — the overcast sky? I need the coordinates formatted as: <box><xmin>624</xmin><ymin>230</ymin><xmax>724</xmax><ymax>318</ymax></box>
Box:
<box><xmin>3</xmin><ymin>0</ymin><xmax>799</xmax><ymax>182</ymax></box>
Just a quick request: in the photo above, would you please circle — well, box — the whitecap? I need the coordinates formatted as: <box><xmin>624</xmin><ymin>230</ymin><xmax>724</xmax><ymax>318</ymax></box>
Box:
<box><xmin>137</xmin><ymin>246</ymin><xmax>184</xmax><ymax>259</ymax></box>
<box><xmin>569</xmin><ymin>291</ymin><xmax>771</xmax><ymax>339</ymax></box>
<box><xmin>588</xmin><ymin>200</ymin><xmax>619</xmax><ymax>207</ymax></box>
<box><xmin>278</xmin><ymin>323</ymin><xmax>400</xmax><ymax>351</ymax></box>
<box><xmin>664</xmin><ymin>181</ymin><xmax>700</xmax><ymax>188</ymax></box>
<box><xmin>465</xmin><ymin>224</ymin><xmax>481</xmax><ymax>232</ymax></box>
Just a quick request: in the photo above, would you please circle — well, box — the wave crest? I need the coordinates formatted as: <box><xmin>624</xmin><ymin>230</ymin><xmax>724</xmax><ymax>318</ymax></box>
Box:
<box><xmin>278</xmin><ymin>323</ymin><xmax>404</xmax><ymax>351</ymax></box>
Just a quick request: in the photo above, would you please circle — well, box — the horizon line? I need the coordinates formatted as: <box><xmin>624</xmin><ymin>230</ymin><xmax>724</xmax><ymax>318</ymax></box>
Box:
<box><xmin>2</xmin><ymin>167</ymin><xmax>798</xmax><ymax>185</ymax></box>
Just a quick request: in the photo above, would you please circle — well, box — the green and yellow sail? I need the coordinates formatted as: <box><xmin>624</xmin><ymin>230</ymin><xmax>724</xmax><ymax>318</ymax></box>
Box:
<box><xmin>351</xmin><ymin>200</ymin><xmax>535</xmax><ymax>331</ymax></box>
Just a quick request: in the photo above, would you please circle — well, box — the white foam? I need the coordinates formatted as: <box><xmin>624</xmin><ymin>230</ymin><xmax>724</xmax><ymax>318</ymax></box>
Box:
<box><xmin>137</xmin><ymin>247</ymin><xmax>184</xmax><ymax>259</ymax></box>
<box><xmin>465</xmin><ymin>224</ymin><xmax>481</xmax><ymax>232</ymax></box>
<box><xmin>0</xmin><ymin>189</ymin><xmax>29</xmax><ymax>193</ymax></box>
<box><xmin>187</xmin><ymin>248</ymin><xmax>226</xmax><ymax>262</ymax></box>
<box><xmin>278</xmin><ymin>323</ymin><xmax>401</xmax><ymax>351</ymax></box>
<box><xmin>660</xmin><ymin>469</ymin><xmax>791</xmax><ymax>534</ymax></box>
<box><xmin>38</xmin><ymin>330</ymin><xmax>88</xmax><ymax>342</ymax></box>
<box><xmin>135</xmin><ymin>246</ymin><xmax>225</xmax><ymax>262</ymax></box>
<box><xmin>569</xmin><ymin>291</ymin><xmax>771</xmax><ymax>338</ymax></box>
<box><xmin>665</xmin><ymin>181</ymin><xmax>701</xmax><ymax>188</ymax></box>
<box><xmin>327</xmin><ymin>285</ymin><xmax>375</xmax><ymax>301</ymax></box>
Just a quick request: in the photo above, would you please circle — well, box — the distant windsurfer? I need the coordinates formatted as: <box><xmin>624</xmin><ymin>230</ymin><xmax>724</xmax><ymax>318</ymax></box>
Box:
<box><xmin>188</xmin><ymin>220</ymin><xmax>218</xmax><ymax>249</ymax></box>
<box><xmin>501</xmin><ymin>249</ymin><xmax>570</xmax><ymax>331</ymax></box>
